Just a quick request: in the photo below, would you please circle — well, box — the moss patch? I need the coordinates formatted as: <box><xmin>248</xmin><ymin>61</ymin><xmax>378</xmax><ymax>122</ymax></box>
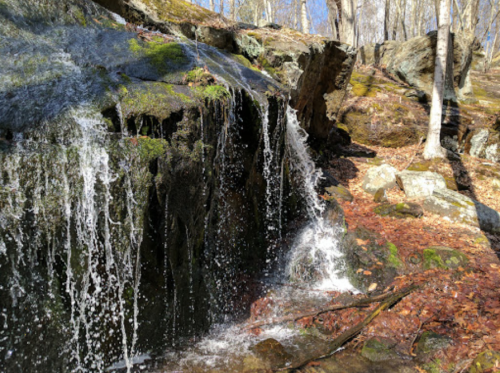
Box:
<box><xmin>387</xmin><ymin>242</ymin><xmax>403</xmax><ymax>268</ymax></box>
<box><xmin>129</xmin><ymin>39</ymin><xmax>187</xmax><ymax>75</ymax></box>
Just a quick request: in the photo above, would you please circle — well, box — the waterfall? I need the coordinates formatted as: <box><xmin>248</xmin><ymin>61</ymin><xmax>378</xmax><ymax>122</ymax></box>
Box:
<box><xmin>0</xmin><ymin>107</ymin><xmax>149</xmax><ymax>372</ymax></box>
<box><xmin>285</xmin><ymin>105</ymin><xmax>355</xmax><ymax>292</ymax></box>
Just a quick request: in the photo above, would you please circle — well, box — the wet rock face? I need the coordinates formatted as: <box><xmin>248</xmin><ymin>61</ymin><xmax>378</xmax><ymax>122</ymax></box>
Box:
<box><xmin>91</xmin><ymin>0</ymin><xmax>356</xmax><ymax>140</ymax></box>
<box><xmin>0</xmin><ymin>0</ymin><xmax>295</xmax><ymax>371</ymax></box>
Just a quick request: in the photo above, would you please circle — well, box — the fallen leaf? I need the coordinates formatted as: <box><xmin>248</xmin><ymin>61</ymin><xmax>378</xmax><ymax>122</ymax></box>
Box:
<box><xmin>356</xmin><ymin>238</ymin><xmax>370</xmax><ymax>245</ymax></box>
<box><xmin>368</xmin><ymin>283</ymin><xmax>377</xmax><ymax>292</ymax></box>
<box><xmin>363</xmin><ymin>270</ymin><xmax>372</xmax><ymax>275</ymax></box>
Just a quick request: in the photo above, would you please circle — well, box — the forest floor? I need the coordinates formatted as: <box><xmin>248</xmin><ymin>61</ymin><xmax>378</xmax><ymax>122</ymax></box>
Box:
<box><xmin>245</xmin><ymin>67</ymin><xmax>500</xmax><ymax>372</ymax></box>
<box><xmin>293</xmin><ymin>67</ymin><xmax>500</xmax><ymax>372</ymax></box>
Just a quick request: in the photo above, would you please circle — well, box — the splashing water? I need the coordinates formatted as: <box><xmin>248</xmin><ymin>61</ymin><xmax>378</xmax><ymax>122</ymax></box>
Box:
<box><xmin>285</xmin><ymin>104</ymin><xmax>355</xmax><ymax>292</ymax></box>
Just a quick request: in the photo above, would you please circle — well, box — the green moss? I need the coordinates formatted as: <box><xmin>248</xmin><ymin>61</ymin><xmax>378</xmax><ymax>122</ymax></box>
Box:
<box><xmin>194</xmin><ymin>85</ymin><xmax>230</xmax><ymax>101</ymax></box>
<box><xmin>137</xmin><ymin>137</ymin><xmax>168</xmax><ymax>163</ymax></box>
<box><xmin>121</xmin><ymin>82</ymin><xmax>192</xmax><ymax>120</ymax></box>
<box><xmin>73</xmin><ymin>8</ymin><xmax>87</xmax><ymax>27</ymax></box>
<box><xmin>423</xmin><ymin>249</ymin><xmax>446</xmax><ymax>270</ymax></box>
<box><xmin>423</xmin><ymin>359</ymin><xmax>442</xmax><ymax>373</ymax></box>
<box><xmin>128</xmin><ymin>39</ymin><xmax>187</xmax><ymax>74</ymax></box>
<box><xmin>232</xmin><ymin>54</ymin><xmax>260</xmax><ymax>72</ymax></box>
<box><xmin>387</xmin><ymin>242</ymin><xmax>403</xmax><ymax>268</ymax></box>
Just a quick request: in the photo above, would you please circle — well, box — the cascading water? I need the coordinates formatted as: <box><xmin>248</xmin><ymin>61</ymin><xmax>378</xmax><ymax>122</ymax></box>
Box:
<box><xmin>0</xmin><ymin>107</ymin><xmax>151</xmax><ymax>373</ymax></box>
<box><xmin>285</xmin><ymin>105</ymin><xmax>355</xmax><ymax>292</ymax></box>
<box><xmin>0</xmin><ymin>2</ymin><xmax>354</xmax><ymax>371</ymax></box>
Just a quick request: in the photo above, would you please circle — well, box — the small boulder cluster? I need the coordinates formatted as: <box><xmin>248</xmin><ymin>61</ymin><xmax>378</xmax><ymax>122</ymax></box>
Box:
<box><xmin>362</xmin><ymin>163</ymin><xmax>500</xmax><ymax>234</ymax></box>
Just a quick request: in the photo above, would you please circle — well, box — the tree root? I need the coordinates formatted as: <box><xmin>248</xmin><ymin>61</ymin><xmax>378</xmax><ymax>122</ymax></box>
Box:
<box><xmin>243</xmin><ymin>286</ymin><xmax>410</xmax><ymax>331</ymax></box>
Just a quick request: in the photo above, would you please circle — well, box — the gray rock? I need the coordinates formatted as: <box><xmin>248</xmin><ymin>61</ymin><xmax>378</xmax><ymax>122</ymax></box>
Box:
<box><xmin>485</xmin><ymin>143</ymin><xmax>499</xmax><ymax>162</ymax></box>
<box><xmin>469</xmin><ymin>129</ymin><xmax>489</xmax><ymax>157</ymax></box>
<box><xmin>362</xmin><ymin>164</ymin><xmax>398</xmax><ymax>195</ymax></box>
<box><xmin>423</xmin><ymin>188</ymin><xmax>500</xmax><ymax>233</ymax></box>
<box><xmin>396</xmin><ymin>170</ymin><xmax>447</xmax><ymax>198</ymax></box>
<box><xmin>386</xmin><ymin>31</ymin><xmax>476</xmax><ymax>102</ymax></box>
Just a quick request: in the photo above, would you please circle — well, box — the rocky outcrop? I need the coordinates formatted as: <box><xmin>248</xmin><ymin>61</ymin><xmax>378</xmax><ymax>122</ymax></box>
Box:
<box><xmin>359</xmin><ymin>32</ymin><xmax>476</xmax><ymax>102</ymax></box>
<box><xmin>423</xmin><ymin>188</ymin><xmax>500</xmax><ymax>233</ymax></box>
<box><xmin>91</xmin><ymin>0</ymin><xmax>356</xmax><ymax>140</ymax></box>
<box><xmin>396</xmin><ymin>170</ymin><xmax>447</xmax><ymax>198</ymax></box>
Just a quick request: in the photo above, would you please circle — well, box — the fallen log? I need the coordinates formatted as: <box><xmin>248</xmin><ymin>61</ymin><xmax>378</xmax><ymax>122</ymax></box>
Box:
<box><xmin>273</xmin><ymin>285</ymin><xmax>418</xmax><ymax>371</ymax></box>
<box><xmin>243</xmin><ymin>287</ymin><xmax>402</xmax><ymax>330</ymax></box>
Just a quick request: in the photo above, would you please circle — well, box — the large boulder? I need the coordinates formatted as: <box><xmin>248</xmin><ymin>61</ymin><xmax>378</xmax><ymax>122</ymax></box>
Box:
<box><xmin>423</xmin><ymin>188</ymin><xmax>500</xmax><ymax>233</ymax></box>
<box><xmin>362</xmin><ymin>164</ymin><xmax>398</xmax><ymax>194</ymax></box>
<box><xmin>396</xmin><ymin>170</ymin><xmax>447</xmax><ymax>198</ymax></box>
<box><xmin>360</xmin><ymin>32</ymin><xmax>475</xmax><ymax>102</ymax></box>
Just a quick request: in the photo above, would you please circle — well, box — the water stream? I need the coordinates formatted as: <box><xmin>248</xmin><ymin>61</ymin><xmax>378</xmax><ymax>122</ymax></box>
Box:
<box><xmin>0</xmin><ymin>11</ymin><xmax>353</xmax><ymax>372</ymax></box>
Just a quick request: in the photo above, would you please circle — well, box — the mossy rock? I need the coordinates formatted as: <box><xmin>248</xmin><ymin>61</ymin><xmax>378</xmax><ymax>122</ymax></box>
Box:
<box><xmin>325</xmin><ymin>185</ymin><xmax>353</xmax><ymax>202</ymax></box>
<box><xmin>343</xmin><ymin>227</ymin><xmax>402</xmax><ymax>292</ymax></box>
<box><xmin>470</xmin><ymin>350</ymin><xmax>500</xmax><ymax>373</ymax></box>
<box><xmin>416</xmin><ymin>331</ymin><xmax>452</xmax><ymax>361</ymax></box>
<box><xmin>423</xmin><ymin>246</ymin><xmax>468</xmax><ymax>270</ymax></box>
<box><xmin>373</xmin><ymin>188</ymin><xmax>388</xmax><ymax>203</ymax></box>
<box><xmin>374</xmin><ymin>202</ymin><xmax>423</xmax><ymax>219</ymax></box>
<box><xmin>250</xmin><ymin>338</ymin><xmax>293</xmax><ymax>367</ymax></box>
<box><xmin>361</xmin><ymin>337</ymin><xmax>399</xmax><ymax>362</ymax></box>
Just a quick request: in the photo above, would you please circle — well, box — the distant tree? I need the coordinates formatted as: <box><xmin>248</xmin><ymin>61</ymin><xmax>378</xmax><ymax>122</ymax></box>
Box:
<box><xmin>423</xmin><ymin>0</ymin><xmax>452</xmax><ymax>159</ymax></box>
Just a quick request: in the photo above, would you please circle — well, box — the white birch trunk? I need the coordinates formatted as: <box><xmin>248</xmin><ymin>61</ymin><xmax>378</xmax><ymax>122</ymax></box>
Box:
<box><xmin>229</xmin><ymin>0</ymin><xmax>235</xmax><ymax>20</ymax></box>
<box><xmin>209</xmin><ymin>0</ymin><xmax>215</xmax><ymax>12</ymax></box>
<box><xmin>423</xmin><ymin>0</ymin><xmax>451</xmax><ymax>160</ymax></box>
<box><xmin>301</xmin><ymin>0</ymin><xmax>309</xmax><ymax>33</ymax></box>
<box><xmin>340</xmin><ymin>0</ymin><xmax>356</xmax><ymax>44</ymax></box>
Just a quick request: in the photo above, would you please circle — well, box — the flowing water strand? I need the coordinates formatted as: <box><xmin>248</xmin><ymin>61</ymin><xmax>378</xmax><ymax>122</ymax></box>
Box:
<box><xmin>285</xmin><ymin>105</ymin><xmax>355</xmax><ymax>292</ymax></box>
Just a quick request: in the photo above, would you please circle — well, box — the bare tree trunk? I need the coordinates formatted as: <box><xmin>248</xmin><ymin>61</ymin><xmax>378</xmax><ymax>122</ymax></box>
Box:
<box><xmin>267</xmin><ymin>0</ymin><xmax>273</xmax><ymax>23</ymax></box>
<box><xmin>340</xmin><ymin>0</ymin><xmax>356</xmax><ymax>44</ymax></box>
<box><xmin>209</xmin><ymin>0</ymin><xmax>215</xmax><ymax>12</ymax></box>
<box><xmin>385</xmin><ymin>0</ymin><xmax>391</xmax><ymax>40</ymax></box>
<box><xmin>327</xmin><ymin>0</ymin><xmax>340</xmax><ymax>39</ymax></box>
<box><xmin>301</xmin><ymin>0</ymin><xmax>309</xmax><ymax>33</ymax></box>
<box><xmin>417</xmin><ymin>0</ymin><xmax>423</xmax><ymax>36</ymax></box>
<box><xmin>423</xmin><ymin>0</ymin><xmax>451</xmax><ymax>160</ymax></box>
<box><xmin>229</xmin><ymin>0</ymin><xmax>235</xmax><ymax>20</ymax></box>
<box><xmin>401</xmin><ymin>0</ymin><xmax>408</xmax><ymax>41</ymax></box>
<box><xmin>219</xmin><ymin>0</ymin><xmax>224</xmax><ymax>16</ymax></box>
<box><xmin>392</xmin><ymin>0</ymin><xmax>400</xmax><ymax>40</ymax></box>
<box><xmin>410</xmin><ymin>0</ymin><xmax>417</xmax><ymax>37</ymax></box>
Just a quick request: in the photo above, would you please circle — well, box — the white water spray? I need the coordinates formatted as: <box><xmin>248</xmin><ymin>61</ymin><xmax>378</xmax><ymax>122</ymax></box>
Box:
<box><xmin>285</xmin><ymin>105</ymin><xmax>355</xmax><ymax>292</ymax></box>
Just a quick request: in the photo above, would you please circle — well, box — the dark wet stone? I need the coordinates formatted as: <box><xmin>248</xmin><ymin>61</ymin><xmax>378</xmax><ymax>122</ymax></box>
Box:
<box><xmin>250</xmin><ymin>338</ymin><xmax>293</xmax><ymax>368</ymax></box>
